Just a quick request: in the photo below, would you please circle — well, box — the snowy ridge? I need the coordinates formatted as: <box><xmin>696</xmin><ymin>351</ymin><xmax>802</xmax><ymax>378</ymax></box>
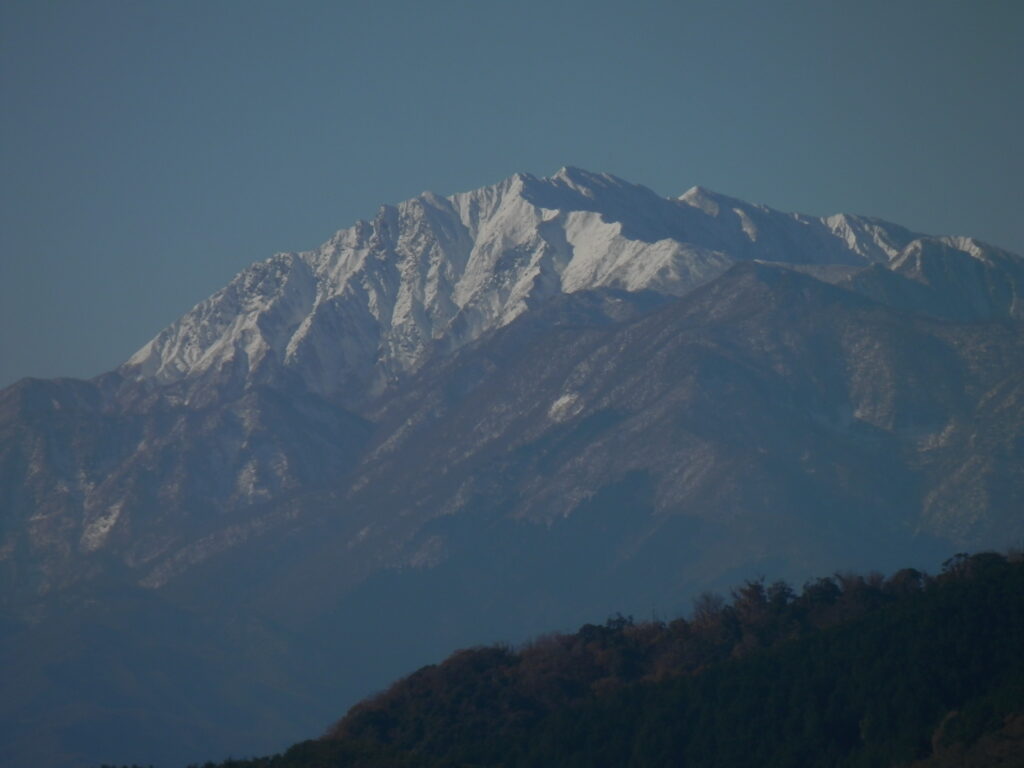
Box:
<box><xmin>124</xmin><ymin>167</ymin><xmax>954</xmax><ymax>402</ymax></box>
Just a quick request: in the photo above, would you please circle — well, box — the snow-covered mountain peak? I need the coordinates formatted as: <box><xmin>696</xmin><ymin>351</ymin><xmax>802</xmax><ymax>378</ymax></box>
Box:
<box><xmin>120</xmin><ymin>169</ymin><xmax>967</xmax><ymax>404</ymax></box>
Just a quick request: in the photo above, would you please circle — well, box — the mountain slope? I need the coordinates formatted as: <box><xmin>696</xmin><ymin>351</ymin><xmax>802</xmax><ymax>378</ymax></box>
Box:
<box><xmin>203</xmin><ymin>261</ymin><xmax>1018</xmax><ymax>659</ymax></box>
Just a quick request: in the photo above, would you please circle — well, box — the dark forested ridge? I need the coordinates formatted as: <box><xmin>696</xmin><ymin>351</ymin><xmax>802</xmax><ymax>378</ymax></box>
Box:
<box><xmin>111</xmin><ymin>551</ymin><xmax>1024</xmax><ymax>768</ymax></box>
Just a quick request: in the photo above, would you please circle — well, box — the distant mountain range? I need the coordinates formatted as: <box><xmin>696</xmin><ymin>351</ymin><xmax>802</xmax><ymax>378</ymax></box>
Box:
<box><xmin>1</xmin><ymin>168</ymin><xmax>1022</xmax><ymax>767</ymax></box>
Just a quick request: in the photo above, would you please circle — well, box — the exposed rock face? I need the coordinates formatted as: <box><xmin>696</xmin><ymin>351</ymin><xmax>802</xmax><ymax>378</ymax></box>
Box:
<box><xmin>0</xmin><ymin>168</ymin><xmax>1021</xmax><ymax>768</ymax></box>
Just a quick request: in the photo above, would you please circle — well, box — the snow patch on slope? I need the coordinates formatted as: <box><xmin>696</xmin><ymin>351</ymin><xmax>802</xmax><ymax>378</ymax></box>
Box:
<box><xmin>80</xmin><ymin>502</ymin><xmax>123</xmax><ymax>552</ymax></box>
<box><xmin>549</xmin><ymin>392</ymin><xmax>583</xmax><ymax>422</ymax></box>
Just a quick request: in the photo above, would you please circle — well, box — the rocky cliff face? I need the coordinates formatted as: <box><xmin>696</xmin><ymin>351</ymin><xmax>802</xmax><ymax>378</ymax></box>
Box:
<box><xmin>1</xmin><ymin>168</ymin><xmax>1021</xmax><ymax>768</ymax></box>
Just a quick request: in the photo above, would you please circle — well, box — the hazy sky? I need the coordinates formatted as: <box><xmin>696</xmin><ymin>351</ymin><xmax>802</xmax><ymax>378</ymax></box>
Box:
<box><xmin>2</xmin><ymin>0</ymin><xmax>1022</xmax><ymax>387</ymax></box>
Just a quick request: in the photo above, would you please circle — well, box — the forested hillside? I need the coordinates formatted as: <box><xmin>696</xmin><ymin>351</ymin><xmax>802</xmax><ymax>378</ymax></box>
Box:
<box><xmin>114</xmin><ymin>551</ymin><xmax>1023</xmax><ymax>768</ymax></box>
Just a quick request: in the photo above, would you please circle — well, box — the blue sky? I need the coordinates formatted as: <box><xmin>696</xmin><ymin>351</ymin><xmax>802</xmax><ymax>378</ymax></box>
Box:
<box><xmin>2</xmin><ymin>0</ymin><xmax>1022</xmax><ymax>386</ymax></box>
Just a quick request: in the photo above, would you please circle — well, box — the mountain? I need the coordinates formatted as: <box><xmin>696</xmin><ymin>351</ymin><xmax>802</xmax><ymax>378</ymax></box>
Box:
<box><xmin>1</xmin><ymin>168</ymin><xmax>1022</xmax><ymax>767</ymax></box>
<box><xmin>118</xmin><ymin>167</ymin><xmax>917</xmax><ymax>405</ymax></box>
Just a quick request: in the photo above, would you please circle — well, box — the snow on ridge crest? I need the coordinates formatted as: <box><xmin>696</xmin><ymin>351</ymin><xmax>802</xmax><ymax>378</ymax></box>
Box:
<box><xmin>120</xmin><ymin>169</ymin><xmax>938</xmax><ymax>401</ymax></box>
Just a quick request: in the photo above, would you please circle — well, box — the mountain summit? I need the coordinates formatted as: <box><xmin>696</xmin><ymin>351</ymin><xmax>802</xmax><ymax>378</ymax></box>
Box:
<box><xmin>1</xmin><ymin>169</ymin><xmax>1022</xmax><ymax>768</ymax></box>
<box><xmin>121</xmin><ymin>168</ymin><xmax>936</xmax><ymax>406</ymax></box>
